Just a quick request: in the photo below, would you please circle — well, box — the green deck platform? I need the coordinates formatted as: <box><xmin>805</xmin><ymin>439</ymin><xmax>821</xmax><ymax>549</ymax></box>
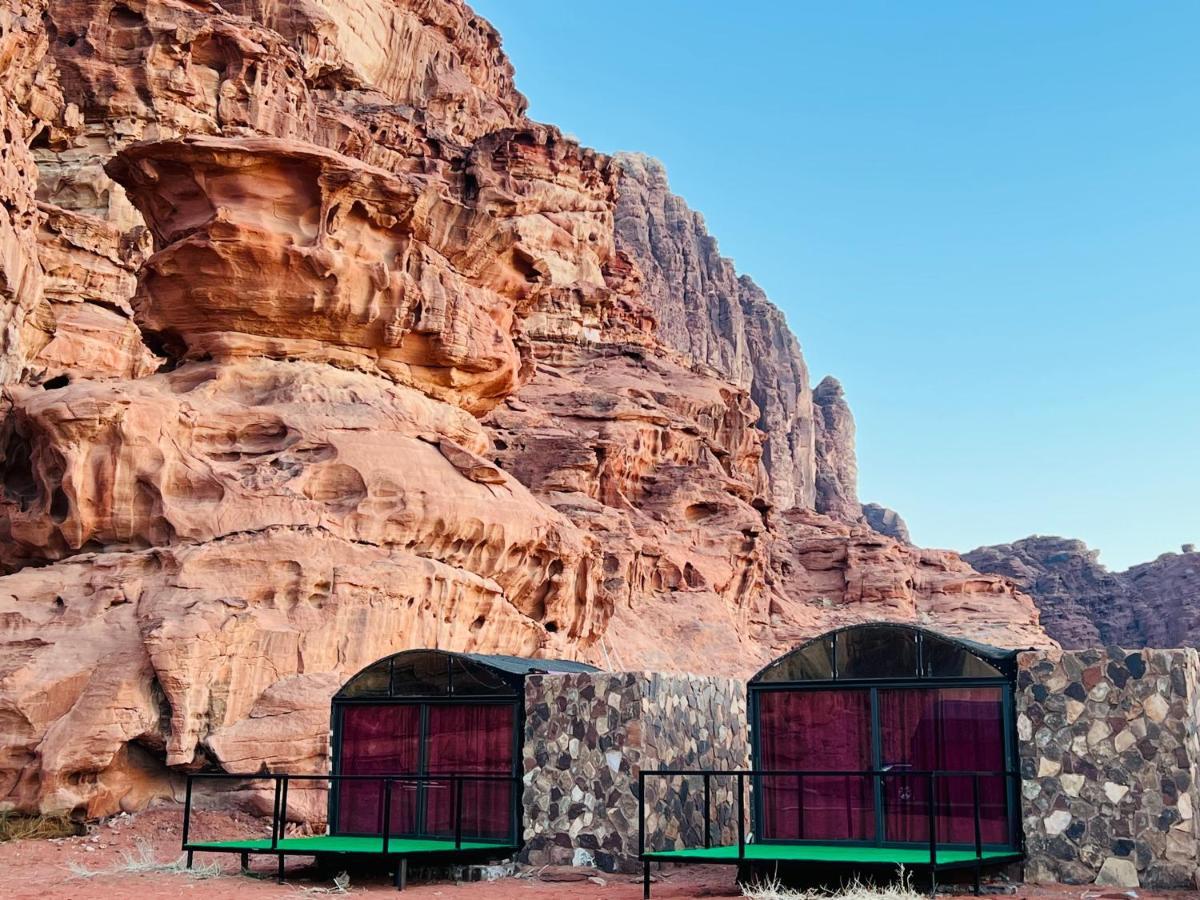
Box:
<box><xmin>644</xmin><ymin>844</ymin><xmax>1018</xmax><ymax>866</ymax></box>
<box><xmin>188</xmin><ymin>835</ymin><xmax>510</xmax><ymax>855</ymax></box>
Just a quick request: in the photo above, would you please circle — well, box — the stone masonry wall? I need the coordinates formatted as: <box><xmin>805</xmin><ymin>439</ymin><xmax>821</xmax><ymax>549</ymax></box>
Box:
<box><xmin>1019</xmin><ymin>648</ymin><xmax>1200</xmax><ymax>889</ymax></box>
<box><xmin>520</xmin><ymin>671</ymin><xmax>747</xmax><ymax>873</ymax></box>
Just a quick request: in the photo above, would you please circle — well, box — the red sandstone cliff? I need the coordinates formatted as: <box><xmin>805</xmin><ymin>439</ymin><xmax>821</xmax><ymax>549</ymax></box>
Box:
<box><xmin>0</xmin><ymin>0</ymin><xmax>1049</xmax><ymax>817</ymax></box>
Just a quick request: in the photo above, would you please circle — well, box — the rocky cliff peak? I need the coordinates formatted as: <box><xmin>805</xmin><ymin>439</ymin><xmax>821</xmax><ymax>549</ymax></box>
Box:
<box><xmin>812</xmin><ymin>375</ymin><xmax>861</xmax><ymax>521</ymax></box>
<box><xmin>965</xmin><ymin>537</ymin><xmax>1200</xmax><ymax>649</ymax></box>
<box><xmin>612</xmin><ymin>151</ymin><xmax>818</xmax><ymax>513</ymax></box>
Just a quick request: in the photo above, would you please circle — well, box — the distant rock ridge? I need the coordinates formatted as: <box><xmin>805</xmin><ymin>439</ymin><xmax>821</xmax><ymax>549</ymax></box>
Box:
<box><xmin>965</xmin><ymin>536</ymin><xmax>1200</xmax><ymax>649</ymax></box>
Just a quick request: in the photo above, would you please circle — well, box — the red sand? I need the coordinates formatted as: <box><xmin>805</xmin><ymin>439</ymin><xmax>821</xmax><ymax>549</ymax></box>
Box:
<box><xmin>1</xmin><ymin>806</ymin><xmax>1196</xmax><ymax>899</ymax></box>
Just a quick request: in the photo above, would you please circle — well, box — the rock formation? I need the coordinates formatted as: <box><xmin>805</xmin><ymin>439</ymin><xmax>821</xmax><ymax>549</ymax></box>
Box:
<box><xmin>0</xmin><ymin>0</ymin><xmax>1050</xmax><ymax>817</ymax></box>
<box><xmin>613</xmin><ymin>152</ymin><xmax>817</xmax><ymax>513</ymax></box>
<box><xmin>862</xmin><ymin>503</ymin><xmax>911</xmax><ymax>544</ymax></box>
<box><xmin>966</xmin><ymin>537</ymin><xmax>1200</xmax><ymax>650</ymax></box>
<box><xmin>812</xmin><ymin>375</ymin><xmax>860</xmax><ymax>521</ymax></box>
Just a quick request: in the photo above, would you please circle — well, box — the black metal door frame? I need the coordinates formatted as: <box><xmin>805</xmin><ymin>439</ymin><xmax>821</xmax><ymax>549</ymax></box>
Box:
<box><xmin>329</xmin><ymin>696</ymin><xmax>520</xmax><ymax>839</ymax></box>
<box><xmin>750</xmin><ymin>678</ymin><xmax>1017</xmax><ymax>849</ymax></box>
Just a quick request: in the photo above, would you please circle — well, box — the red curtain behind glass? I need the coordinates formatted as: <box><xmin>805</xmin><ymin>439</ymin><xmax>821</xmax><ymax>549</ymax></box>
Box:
<box><xmin>757</xmin><ymin>690</ymin><xmax>874</xmax><ymax>841</ymax></box>
<box><xmin>879</xmin><ymin>687</ymin><xmax>1007</xmax><ymax>844</ymax></box>
<box><xmin>336</xmin><ymin>705</ymin><xmax>421</xmax><ymax>835</ymax></box>
<box><xmin>425</xmin><ymin>704</ymin><xmax>515</xmax><ymax>840</ymax></box>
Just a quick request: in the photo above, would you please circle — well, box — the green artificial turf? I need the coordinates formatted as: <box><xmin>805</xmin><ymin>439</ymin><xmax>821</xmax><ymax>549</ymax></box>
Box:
<box><xmin>643</xmin><ymin>843</ymin><xmax>1016</xmax><ymax>865</ymax></box>
<box><xmin>188</xmin><ymin>835</ymin><xmax>509</xmax><ymax>854</ymax></box>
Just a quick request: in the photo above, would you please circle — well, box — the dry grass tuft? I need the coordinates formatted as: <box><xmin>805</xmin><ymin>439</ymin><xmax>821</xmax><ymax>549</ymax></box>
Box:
<box><xmin>67</xmin><ymin>839</ymin><xmax>223</xmax><ymax>880</ymax></box>
<box><xmin>743</xmin><ymin>868</ymin><xmax>924</xmax><ymax>900</ymax></box>
<box><xmin>298</xmin><ymin>871</ymin><xmax>352</xmax><ymax>894</ymax></box>
<box><xmin>0</xmin><ymin>812</ymin><xmax>82</xmax><ymax>842</ymax></box>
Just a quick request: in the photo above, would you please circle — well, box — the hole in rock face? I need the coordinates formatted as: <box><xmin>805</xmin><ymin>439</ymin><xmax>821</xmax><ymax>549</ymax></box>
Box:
<box><xmin>544</xmin><ymin>621</ymin><xmax>559</xmax><ymax>634</ymax></box>
<box><xmin>42</xmin><ymin>374</ymin><xmax>70</xmax><ymax>390</ymax></box>
<box><xmin>684</xmin><ymin>501</ymin><xmax>720</xmax><ymax>522</ymax></box>
<box><xmin>141</xmin><ymin>329</ymin><xmax>188</xmax><ymax>369</ymax></box>
<box><xmin>463</xmin><ymin>172</ymin><xmax>480</xmax><ymax>203</ymax></box>
<box><xmin>1</xmin><ymin>429</ymin><xmax>38</xmax><ymax>510</ymax></box>
<box><xmin>49</xmin><ymin>487</ymin><xmax>70</xmax><ymax>523</ymax></box>
<box><xmin>29</xmin><ymin>125</ymin><xmax>51</xmax><ymax>149</ymax></box>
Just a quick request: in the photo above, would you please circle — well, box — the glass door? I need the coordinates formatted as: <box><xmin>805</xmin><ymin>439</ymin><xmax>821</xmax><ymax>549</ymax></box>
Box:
<box><xmin>756</xmin><ymin>689</ymin><xmax>875</xmax><ymax>841</ymax></box>
<box><xmin>878</xmin><ymin>687</ymin><xmax>1008</xmax><ymax>845</ymax></box>
<box><xmin>336</xmin><ymin>704</ymin><xmax>421</xmax><ymax>835</ymax></box>
<box><xmin>424</xmin><ymin>703</ymin><xmax>515</xmax><ymax>841</ymax></box>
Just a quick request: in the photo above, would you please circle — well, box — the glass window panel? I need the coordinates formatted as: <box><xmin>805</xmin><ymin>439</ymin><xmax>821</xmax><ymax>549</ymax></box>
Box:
<box><xmin>337</xmin><ymin>661</ymin><xmax>390</xmax><ymax>698</ymax></box>
<box><xmin>835</xmin><ymin>626</ymin><xmax>919</xmax><ymax>679</ymax></box>
<box><xmin>425</xmin><ymin>704</ymin><xmax>516</xmax><ymax>840</ymax></box>
<box><xmin>335</xmin><ymin>705</ymin><xmax>421</xmax><ymax>835</ymax></box>
<box><xmin>755</xmin><ymin>637</ymin><xmax>834</xmax><ymax>682</ymax></box>
<box><xmin>922</xmin><ymin>635</ymin><xmax>1003</xmax><ymax>678</ymax></box>
<box><xmin>757</xmin><ymin>689</ymin><xmax>875</xmax><ymax>841</ymax></box>
<box><xmin>450</xmin><ymin>657</ymin><xmax>518</xmax><ymax>697</ymax></box>
<box><xmin>390</xmin><ymin>652</ymin><xmax>450</xmax><ymax>697</ymax></box>
<box><xmin>879</xmin><ymin>687</ymin><xmax>1008</xmax><ymax>845</ymax></box>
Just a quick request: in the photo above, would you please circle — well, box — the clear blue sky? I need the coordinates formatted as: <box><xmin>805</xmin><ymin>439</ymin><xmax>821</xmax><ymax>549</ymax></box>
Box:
<box><xmin>471</xmin><ymin>1</ymin><xmax>1199</xmax><ymax>570</ymax></box>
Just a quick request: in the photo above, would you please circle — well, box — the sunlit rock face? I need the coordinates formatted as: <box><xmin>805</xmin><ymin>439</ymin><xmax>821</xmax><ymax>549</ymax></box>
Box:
<box><xmin>0</xmin><ymin>0</ymin><xmax>1051</xmax><ymax>817</ymax></box>
<box><xmin>613</xmin><ymin>152</ymin><xmax>818</xmax><ymax>513</ymax></box>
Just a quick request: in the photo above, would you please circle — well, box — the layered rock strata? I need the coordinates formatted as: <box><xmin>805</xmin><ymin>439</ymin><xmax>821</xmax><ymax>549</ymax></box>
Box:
<box><xmin>0</xmin><ymin>0</ymin><xmax>1050</xmax><ymax>817</ymax></box>
<box><xmin>613</xmin><ymin>152</ymin><xmax>817</xmax><ymax>513</ymax></box>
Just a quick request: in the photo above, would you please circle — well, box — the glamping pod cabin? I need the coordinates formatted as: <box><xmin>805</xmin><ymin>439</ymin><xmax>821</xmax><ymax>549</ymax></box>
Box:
<box><xmin>331</xmin><ymin>649</ymin><xmax>600</xmax><ymax>843</ymax></box>
<box><xmin>748</xmin><ymin>623</ymin><xmax>1022</xmax><ymax>854</ymax></box>
<box><xmin>638</xmin><ymin>623</ymin><xmax>1024</xmax><ymax>898</ymax></box>
<box><xmin>180</xmin><ymin>649</ymin><xmax>599</xmax><ymax>889</ymax></box>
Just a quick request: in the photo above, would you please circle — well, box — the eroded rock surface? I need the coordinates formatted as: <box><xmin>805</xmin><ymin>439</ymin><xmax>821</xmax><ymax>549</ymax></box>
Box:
<box><xmin>761</xmin><ymin>508</ymin><xmax>1049</xmax><ymax>656</ymax></box>
<box><xmin>966</xmin><ymin>537</ymin><xmax>1200</xmax><ymax>649</ymax></box>
<box><xmin>0</xmin><ymin>0</ymin><xmax>1051</xmax><ymax>816</ymax></box>
<box><xmin>614</xmin><ymin>152</ymin><xmax>817</xmax><ymax>512</ymax></box>
<box><xmin>862</xmin><ymin>503</ymin><xmax>911</xmax><ymax>544</ymax></box>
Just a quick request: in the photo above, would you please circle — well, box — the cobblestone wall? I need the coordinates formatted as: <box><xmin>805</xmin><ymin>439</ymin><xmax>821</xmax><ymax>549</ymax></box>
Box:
<box><xmin>1019</xmin><ymin>648</ymin><xmax>1200</xmax><ymax>889</ymax></box>
<box><xmin>520</xmin><ymin>671</ymin><xmax>747</xmax><ymax>873</ymax></box>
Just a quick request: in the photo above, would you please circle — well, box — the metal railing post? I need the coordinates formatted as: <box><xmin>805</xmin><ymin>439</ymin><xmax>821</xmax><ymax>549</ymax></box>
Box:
<box><xmin>382</xmin><ymin>778</ymin><xmax>393</xmax><ymax>855</ymax></box>
<box><xmin>454</xmin><ymin>776</ymin><xmax>464</xmax><ymax>849</ymax></box>
<box><xmin>270</xmin><ymin>777</ymin><xmax>282</xmax><ymax>850</ymax></box>
<box><xmin>798</xmin><ymin>774</ymin><xmax>805</xmax><ymax>840</ymax></box>
<box><xmin>182</xmin><ymin>775</ymin><xmax>193</xmax><ymax>849</ymax></box>
<box><xmin>926</xmin><ymin>773</ymin><xmax>937</xmax><ymax>867</ymax></box>
<box><xmin>703</xmin><ymin>773</ymin><xmax>711</xmax><ymax>849</ymax></box>
<box><xmin>638</xmin><ymin>770</ymin><xmax>646</xmax><ymax>857</ymax></box>
<box><xmin>280</xmin><ymin>776</ymin><xmax>290</xmax><ymax>842</ymax></box>
<box><xmin>972</xmin><ymin>773</ymin><xmax>982</xmax><ymax>859</ymax></box>
<box><xmin>737</xmin><ymin>772</ymin><xmax>746</xmax><ymax>861</ymax></box>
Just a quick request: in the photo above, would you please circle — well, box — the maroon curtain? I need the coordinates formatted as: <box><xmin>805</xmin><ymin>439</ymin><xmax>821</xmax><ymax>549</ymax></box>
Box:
<box><xmin>424</xmin><ymin>704</ymin><xmax>515</xmax><ymax>840</ymax></box>
<box><xmin>757</xmin><ymin>690</ymin><xmax>874</xmax><ymax>841</ymax></box>
<box><xmin>879</xmin><ymin>688</ymin><xmax>1006</xmax><ymax>845</ymax></box>
<box><xmin>336</xmin><ymin>705</ymin><xmax>421</xmax><ymax>835</ymax></box>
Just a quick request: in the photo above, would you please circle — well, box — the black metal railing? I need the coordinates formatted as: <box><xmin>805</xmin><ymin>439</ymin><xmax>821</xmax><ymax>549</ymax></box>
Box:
<box><xmin>182</xmin><ymin>771</ymin><xmax>522</xmax><ymax>855</ymax></box>
<box><xmin>637</xmin><ymin>768</ymin><xmax>1020</xmax><ymax>867</ymax></box>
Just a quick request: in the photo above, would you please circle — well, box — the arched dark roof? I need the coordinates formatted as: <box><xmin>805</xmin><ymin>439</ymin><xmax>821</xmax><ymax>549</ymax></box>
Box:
<box><xmin>335</xmin><ymin>648</ymin><xmax>601</xmax><ymax>700</ymax></box>
<box><xmin>749</xmin><ymin>622</ymin><xmax>1019</xmax><ymax>685</ymax></box>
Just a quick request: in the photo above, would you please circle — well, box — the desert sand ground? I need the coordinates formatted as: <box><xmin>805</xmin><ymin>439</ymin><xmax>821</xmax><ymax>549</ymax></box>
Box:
<box><xmin>0</xmin><ymin>806</ymin><xmax>1194</xmax><ymax>900</ymax></box>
